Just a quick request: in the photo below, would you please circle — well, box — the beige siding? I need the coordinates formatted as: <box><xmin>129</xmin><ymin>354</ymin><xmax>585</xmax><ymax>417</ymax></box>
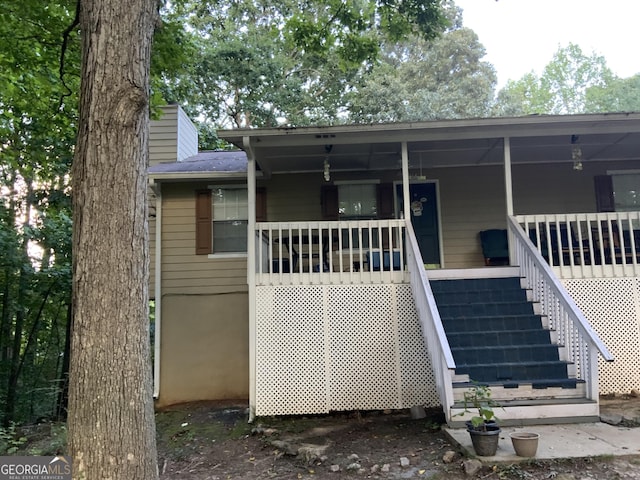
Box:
<box><xmin>155</xmin><ymin>182</ymin><xmax>250</xmax><ymax>406</ymax></box>
<box><xmin>149</xmin><ymin>104</ymin><xmax>198</xmax><ymax>166</ymax></box>
<box><xmin>149</xmin><ymin>107</ymin><xmax>178</xmax><ymax>166</ymax></box>
<box><xmin>430</xmin><ymin>165</ymin><xmax>507</xmax><ymax>268</ymax></box>
<box><xmin>513</xmin><ymin>160</ymin><xmax>640</xmax><ymax>214</ymax></box>
<box><xmin>261</xmin><ymin>173</ymin><xmax>326</xmax><ymax>221</ymax></box>
<box><xmin>156</xmin><ymin>292</ymin><xmax>249</xmax><ymax>406</ymax></box>
<box><xmin>161</xmin><ymin>182</ymin><xmax>248</xmax><ymax>296</ymax></box>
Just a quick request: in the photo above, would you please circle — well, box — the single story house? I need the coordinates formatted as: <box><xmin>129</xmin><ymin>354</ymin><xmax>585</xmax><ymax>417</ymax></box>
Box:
<box><xmin>149</xmin><ymin>105</ymin><xmax>640</xmax><ymax>425</ymax></box>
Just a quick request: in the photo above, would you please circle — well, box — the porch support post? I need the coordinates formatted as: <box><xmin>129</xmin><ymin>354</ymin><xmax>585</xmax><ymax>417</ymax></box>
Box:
<box><xmin>401</xmin><ymin>141</ymin><xmax>410</xmax><ymax>221</ymax></box>
<box><xmin>244</xmin><ymin>136</ymin><xmax>257</xmax><ymax>421</ymax></box>
<box><xmin>504</xmin><ymin>137</ymin><xmax>514</xmax><ymax>216</ymax></box>
<box><xmin>504</xmin><ymin>137</ymin><xmax>514</xmax><ymax>263</ymax></box>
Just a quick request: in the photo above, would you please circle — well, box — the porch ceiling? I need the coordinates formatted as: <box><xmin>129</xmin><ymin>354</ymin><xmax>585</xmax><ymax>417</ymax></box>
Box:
<box><xmin>218</xmin><ymin>113</ymin><xmax>640</xmax><ymax>175</ymax></box>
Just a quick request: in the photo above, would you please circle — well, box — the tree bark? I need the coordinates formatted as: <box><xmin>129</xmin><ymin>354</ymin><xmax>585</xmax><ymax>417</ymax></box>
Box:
<box><xmin>68</xmin><ymin>1</ymin><xmax>158</xmax><ymax>479</ymax></box>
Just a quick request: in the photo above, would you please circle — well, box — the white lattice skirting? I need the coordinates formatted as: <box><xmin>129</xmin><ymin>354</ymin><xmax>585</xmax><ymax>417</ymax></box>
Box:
<box><xmin>255</xmin><ymin>284</ymin><xmax>438</xmax><ymax>416</ymax></box>
<box><xmin>563</xmin><ymin>277</ymin><xmax>640</xmax><ymax>394</ymax></box>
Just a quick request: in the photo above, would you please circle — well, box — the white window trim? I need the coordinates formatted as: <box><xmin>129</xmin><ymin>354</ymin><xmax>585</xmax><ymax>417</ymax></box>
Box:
<box><xmin>209</xmin><ymin>184</ymin><xmax>249</xmax><ymax>255</ymax></box>
<box><xmin>207</xmin><ymin>253</ymin><xmax>248</xmax><ymax>259</ymax></box>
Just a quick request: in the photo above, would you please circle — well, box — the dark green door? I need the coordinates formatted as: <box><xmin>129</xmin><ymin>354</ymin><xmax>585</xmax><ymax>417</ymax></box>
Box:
<box><xmin>396</xmin><ymin>182</ymin><xmax>441</xmax><ymax>265</ymax></box>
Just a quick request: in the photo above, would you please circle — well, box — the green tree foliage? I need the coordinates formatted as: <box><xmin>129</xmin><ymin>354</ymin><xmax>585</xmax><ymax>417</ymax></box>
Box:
<box><xmin>493</xmin><ymin>43</ymin><xmax>616</xmax><ymax>116</ymax></box>
<box><xmin>585</xmin><ymin>74</ymin><xmax>640</xmax><ymax>113</ymax></box>
<box><xmin>347</xmin><ymin>4</ymin><xmax>497</xmax><ymax>122</ymax></box>
<box><xmin>158</xmin><ymin>0</ymin><xmax>447</xmax><ymax>130</ymax></box>
<box><xmin>0</xmin><ymin>0</ymin><xmax>78</xmax><ymax>424</ymax></box>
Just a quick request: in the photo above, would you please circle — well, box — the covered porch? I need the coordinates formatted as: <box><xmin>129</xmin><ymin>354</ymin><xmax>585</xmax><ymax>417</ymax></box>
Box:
<box><xmin>218</xmin><ymin>113</ymin><xmax>640</xmax><ymax>422</ymax></box>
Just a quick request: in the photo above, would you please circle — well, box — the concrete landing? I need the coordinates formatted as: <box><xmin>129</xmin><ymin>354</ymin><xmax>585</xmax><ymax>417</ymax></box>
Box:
<box><xmin>443</xmin><ymin>423</ymin><xmax>640</xmax><ymax>462</ymax></box>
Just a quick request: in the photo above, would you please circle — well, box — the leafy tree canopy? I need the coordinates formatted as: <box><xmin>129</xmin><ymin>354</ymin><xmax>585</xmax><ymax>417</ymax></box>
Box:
<box><xmin>493</xmin><ymin>43</ymin><xmax>617</xmax><ymax>116</ymax></box>
<box><xmin>158</xmin><ymin>0</ymin><xmax>448</xmax><ymax>131</ymax></box>
<box><xmin>347</xmin><ymin>4</ymin><xmax>497</xmax><ymax>122</ymax></box>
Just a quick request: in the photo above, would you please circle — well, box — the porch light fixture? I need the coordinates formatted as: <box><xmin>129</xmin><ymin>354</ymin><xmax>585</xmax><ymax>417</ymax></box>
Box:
<box><xmin>571</xmin><ymin>134</ymin><xmax>583</xmax><ymax>171</ymax></box>
<box><xmin>323</xmin><ymin>144</ymin><xmax>332</xmax><ymax>181</ymax></box>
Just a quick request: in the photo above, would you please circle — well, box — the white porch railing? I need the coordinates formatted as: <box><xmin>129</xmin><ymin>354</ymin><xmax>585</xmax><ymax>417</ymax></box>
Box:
<box><xmin>255</xmin><ymin>220</ymin><xmax>408</xmax><ymax>286</ymax></box>
<box><xmin>515</xmin><ymin>211</ymin><xmax>640</xmax><ymax>279</ymax></box>
<box><xmin>405</xmin><ymin>220</ymin><xmax>456</xmax><ymax>422</ymax></box>
<box><xmin>507</xmin><ymin>216</ymin><xmax>614</xmax><ymax>401</ymax></box>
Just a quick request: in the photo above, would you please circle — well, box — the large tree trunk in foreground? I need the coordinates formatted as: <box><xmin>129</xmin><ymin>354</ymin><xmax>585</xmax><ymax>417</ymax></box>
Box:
<box><xmin>68</xmin><ymin>1</ymin><xmax>158</xmax><ymax>479</ymax></box>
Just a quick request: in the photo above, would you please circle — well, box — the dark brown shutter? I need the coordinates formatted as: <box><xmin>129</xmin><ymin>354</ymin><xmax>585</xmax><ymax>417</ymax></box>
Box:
<box><xmin>594</xmin><ymin>175</ymin><xmax>615</xmax><ymax>212</ymax></box>
<box><xmin>195</xmin><ymin>189</ymin><xmax>212</xmax><ymax>254</ymax></box>
<box><xmin>321</xmin><ymin>185</ymin><xmax>339</xmax><ymax>220</ymax></box>
<box><xmin>256</xmin><ymin>187</ymin><xmax>267</xmax><ymax>222</ymax></box>
<box><xmin>377</xmin><ymin>183</ymin><xmax>394</xmax><ymax>219</ymax></box>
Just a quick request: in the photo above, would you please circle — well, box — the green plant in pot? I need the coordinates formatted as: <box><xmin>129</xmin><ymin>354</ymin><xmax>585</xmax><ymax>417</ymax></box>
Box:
<box><xmin>458</xmin><ymin>383</ymin><xmax>502</xmax><ymax>456</ymax></box>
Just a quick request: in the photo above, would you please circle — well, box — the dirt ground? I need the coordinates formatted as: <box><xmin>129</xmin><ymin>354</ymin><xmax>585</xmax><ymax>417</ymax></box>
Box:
<box><xmin>155</xmin><ymin>395</ymin><xmax>640</xmax><ymax>480</ymax></box>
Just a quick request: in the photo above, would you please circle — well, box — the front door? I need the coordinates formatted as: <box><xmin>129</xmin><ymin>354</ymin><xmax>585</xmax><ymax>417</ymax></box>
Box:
<box><xmin>396</xmin><ymin>182</ymin><xmax>441</xmax><ymax>266</ymax></box>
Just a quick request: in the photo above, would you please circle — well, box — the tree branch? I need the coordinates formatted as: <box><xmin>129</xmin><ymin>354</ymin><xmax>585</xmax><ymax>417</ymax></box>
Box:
<box><xmin>58</xmin><ymin>0</ymin><xmax>80</xmax><ymax>109</ymax></box>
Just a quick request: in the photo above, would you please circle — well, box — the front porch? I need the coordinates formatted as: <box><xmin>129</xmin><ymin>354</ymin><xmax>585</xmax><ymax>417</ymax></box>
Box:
<box><xmin>249</xmin><ymin>214</ymin><xmax>629</xmax><ymax>424</ymax></box>
<box><xmin>215</xmin><ymin>114</ymin><xmax>640</xmax><ymax>423</ymax></box>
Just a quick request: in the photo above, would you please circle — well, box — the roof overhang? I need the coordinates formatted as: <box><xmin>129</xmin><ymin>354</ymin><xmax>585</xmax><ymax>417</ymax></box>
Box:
<box><xmin>217</xmin><ymin>113</ymin><xmax>640</xmax><ymax>175</ymax></box>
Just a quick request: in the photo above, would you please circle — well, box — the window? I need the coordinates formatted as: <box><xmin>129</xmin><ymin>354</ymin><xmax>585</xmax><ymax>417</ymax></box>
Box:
<box><xmin>212</xmin><ymin>187</ymin><xmax>248</xmax><ymax>253</ymax></box>
<box><xmin>612</xmin><ymin>172</ymin><xmax>640</xmax><ymax>212</ymax></box>
<box><xmin>338</xmin><ymin>183</ymin><xmax>377</xmax><ymax>219</ymax></box>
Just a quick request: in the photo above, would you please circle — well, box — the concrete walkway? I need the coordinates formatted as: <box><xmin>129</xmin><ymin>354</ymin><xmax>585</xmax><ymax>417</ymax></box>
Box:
<box><xmin>443</xmin><ymin>423</ymin><xmax>640</xmax><ymax>462</ymax></box>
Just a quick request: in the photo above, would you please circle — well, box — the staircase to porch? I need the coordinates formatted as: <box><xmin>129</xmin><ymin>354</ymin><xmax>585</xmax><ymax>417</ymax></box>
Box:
<box><xmin>428</xmin><ymin>267</ymin><xmax>600</xmax><ymax>426</ymax></box>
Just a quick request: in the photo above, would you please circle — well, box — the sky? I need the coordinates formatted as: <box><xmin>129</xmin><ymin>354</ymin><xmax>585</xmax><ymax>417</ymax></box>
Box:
<box><xmin>455</xmin><ymin>0</ymin><xmax>640</xmax><ymax>88</ymax></box>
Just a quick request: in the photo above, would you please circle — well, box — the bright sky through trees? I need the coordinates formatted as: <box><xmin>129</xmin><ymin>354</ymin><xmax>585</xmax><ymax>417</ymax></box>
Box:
<box><xmin>456</xmin><ymin>0</ymin><xmax>640</xmax><ymax>88</ymax></box>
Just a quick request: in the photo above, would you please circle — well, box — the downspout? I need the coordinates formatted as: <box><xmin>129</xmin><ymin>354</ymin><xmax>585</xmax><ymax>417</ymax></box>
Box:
<box><xmin>504</xmin><ymin>137</ymin><xmax>515</xmax><ymax>262</ymax></box>
<box><xmin>243</xmin><ymin>136</ymin><xmax>257</xmax><ymax>422</ymax></box>
<box><xmin>151</xmin><ymin>180</ymin><xmax>162</xmax><ymax>398</ymax></box>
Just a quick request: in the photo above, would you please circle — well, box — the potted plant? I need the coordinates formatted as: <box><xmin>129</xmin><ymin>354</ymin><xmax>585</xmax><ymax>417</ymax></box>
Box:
<box><xmin>458</xmin><ymin>383</ymin><xmax>501</xmax><ymax>456</ymax></box>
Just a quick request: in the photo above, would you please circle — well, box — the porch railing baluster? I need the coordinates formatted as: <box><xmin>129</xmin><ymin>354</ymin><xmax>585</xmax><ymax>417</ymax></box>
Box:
<box><xmin>508</xmin><ymin>216</ymin><xmax>614</xmax><ymax>404</ymax></box>
<box><xmin>255</xmin><ymin>220</ymin><xmax>408</xmax><ymax>286</ymax></box>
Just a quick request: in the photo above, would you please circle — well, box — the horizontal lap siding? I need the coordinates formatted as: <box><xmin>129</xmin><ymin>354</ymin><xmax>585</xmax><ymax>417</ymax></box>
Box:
<box><xmin>434</xmin><ymin>165</ymin><xmax>506</xmax><ymax>268</ymax></box>
<box><xmin>433</xmin><ymin>160</ymin><xmax>640</xmax><ymax>269</ymax></box>
<box><xmin>149</xmin><ymin>109</ymin><xmax>178</xmax><ymax>166</ymax></box>
<box><xmin>513</xmin><ymin>160</ymin><xmax>640</xmax><ymax>214</ymax></box>
<box><xmin>263</xmin><ymin>173</ymin><xmax>325</xmax><ymax>221</ymax></box>
<box><xmin>161</xmin><ymin>183</ymin><xmax>248</xmax><ymax>295</ymax></box>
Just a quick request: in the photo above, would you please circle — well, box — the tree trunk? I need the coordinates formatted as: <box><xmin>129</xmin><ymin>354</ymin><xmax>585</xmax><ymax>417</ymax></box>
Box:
<box><xmin>68</xmin><ymin>1</ymin><xmax>158</xmax><ymax>479</ymax></box>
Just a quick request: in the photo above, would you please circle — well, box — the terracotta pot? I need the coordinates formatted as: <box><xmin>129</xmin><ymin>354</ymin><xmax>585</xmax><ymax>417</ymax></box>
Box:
<box><xmin>509</xmin><ymin>432</ymin><xmax>539</xmax><ymax>457</ymax></box>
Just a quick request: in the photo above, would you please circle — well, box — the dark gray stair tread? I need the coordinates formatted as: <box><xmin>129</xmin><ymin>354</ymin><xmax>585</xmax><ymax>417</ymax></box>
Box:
<box><xmin>432</xmin><ymin>291</ymin><xmax>528</xmax><ymax>305</ymax></box>
<box><xmin>430</xmin><ymin>277</ymin><xmax>523</xmax><ymax>293</ymax></box>
<box><xmin>455</xmin><ymin>361</ymin><xmax>570</xmax><ymax>382</ymax></box>
<box><xmin>451</xmin><ymin>344</ymin><xmax>560</xmax><ymax>363</ymax></box>
<box><xmin>439</xmin><ymin>302</ymin><xmax>534</xmax><ymax>317</ymax></box>
<box><xmin>446</xmin><ymin>329</ymin><xmax>553</xmax><ymax>347</ymax></box>
<box><xmin>440</xmin><ymin>315</ymin><xmax>544</xmax><ymax>332</ymax></box>
<box><xmin>455</xmin><ymin>360</ymin><xmax>570</xmax><ymax>368</ymax></box>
